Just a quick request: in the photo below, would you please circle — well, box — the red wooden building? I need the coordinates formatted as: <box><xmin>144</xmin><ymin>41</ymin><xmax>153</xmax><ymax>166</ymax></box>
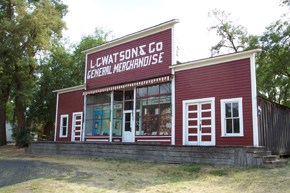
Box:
<box><xmin>53</xmin><ymin>19</ymin><xmax>261</xmax><ymax>147</ymax></box>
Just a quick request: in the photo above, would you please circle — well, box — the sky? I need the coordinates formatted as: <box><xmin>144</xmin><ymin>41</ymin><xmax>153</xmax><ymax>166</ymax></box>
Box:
<box><xmin>62</xmin><ymin>0</ymin><xmax>289</xmax><ymax>62</ymax></box>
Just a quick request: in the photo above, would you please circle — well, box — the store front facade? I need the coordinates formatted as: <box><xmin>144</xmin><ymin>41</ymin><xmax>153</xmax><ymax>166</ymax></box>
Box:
<box><xmin>54</xmin><ymin>19</ymin><xmax>260</xmax><ymax>147</ymax></box>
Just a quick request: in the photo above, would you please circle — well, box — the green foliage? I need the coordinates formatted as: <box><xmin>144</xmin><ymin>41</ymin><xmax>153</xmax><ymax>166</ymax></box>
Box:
<box><xmin>208</xmin><ymin>9</ymin><xmax>255</xmax><ymax>56</ymax></box>
<box><xmin>28</xmin><ymin>28</ymin><xmax>109</xmax><ymax>139</ymax></box>
<box><xmin>12</xmin><ymin>126</ymin><xmax>35</xmax><ymax>147</ymax></box>
<box><xmin>0</xmin><ymin>0</ymin><xmax>67</xmax><ymax>145</ymax></box>
<box><xmin>209</xmin><ymin>9</ymin><xmax>289</xmax><ymax>107</ymax></box>
<box><xmin>209</xmin><ymin>169</ymin><xmax>228</xmax><ymax>176</ymax></box>
<box><xmin>257</xmin><ymin>15</ymin><xmax>290</xmax><ymax>107</ymax></box>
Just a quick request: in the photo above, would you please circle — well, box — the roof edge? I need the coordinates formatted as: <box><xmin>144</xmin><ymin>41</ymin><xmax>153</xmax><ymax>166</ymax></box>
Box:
<box><xmin>83</xmin><ymin>19</ymin><xmax>179</xmax><ymax>55</ymax></box>
<box><xmin>170</xmin><ymin>49</ymin><xmax>261</xmax><ymax>71</ymax></box>
<box><xmin>53</xmin><ymin>84</ymin><xmax>85</xmax><ymax>94</ymax></box>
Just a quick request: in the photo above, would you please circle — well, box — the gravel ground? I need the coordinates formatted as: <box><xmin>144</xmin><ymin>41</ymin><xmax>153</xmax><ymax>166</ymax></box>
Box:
<box><xmin>0</xmin><ymin>159</ymin><xmax>73</xmax><ymax>188</ymax></box>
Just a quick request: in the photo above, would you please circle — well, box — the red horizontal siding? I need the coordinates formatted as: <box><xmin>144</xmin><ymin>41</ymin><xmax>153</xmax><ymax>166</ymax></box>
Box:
<box><xmin>56</xmin><ymin>90</ymin><xmax>84</xmax><ymax>142</ymax></box>
<box><xmin>175</xmin><ymin>58</ymin><xmax>253</xmax><ymax>146</ymax></box>
<box><xmin>86</xmin><ymin>29</ymin><xmax>172</xmax><ymax>89</ymax></box>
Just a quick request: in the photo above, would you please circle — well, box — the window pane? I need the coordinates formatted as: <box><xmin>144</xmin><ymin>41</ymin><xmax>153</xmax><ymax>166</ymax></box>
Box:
<box><xmin>102</xmin><ymin>119</ymin><xmax>110</xmax><ymax>135</ymax></box>
<box><xmin>85</xmin><ymin>120</ymin><xmax>93</xmax><ymax>135</ymax></box>
<box><xmin>160</xmin><ymin>115</ymin><xmax>171</xmax><ymax>135</ymax></box>
<box><xmin>147</xmin><ymin>115</ymin><xmax>159</xmax><ymax>134</ymax></box>
<box><xmin>160</xmin><ymin>96</ymin><xmax>171</xmax><ymax>114</ymax></box>
<box><xmin>102</xmin><ymin>104</ymin><xmax>111</xmax><ymax>119</ymax></box>
<box><xmin>125</xmin><ymin>122</ymin><xmax>131</xmax><ymax>131</ymax></box>
<box><xmin>160</xmin><ymin>83</ymin><xmax>171</xmax><ymax>94</ymax></box>
<box><xmin>226</xmin><ymin>119</ymin><xmax>232</xmax><ymax>133</ymax></box>
<box><xmin>95</xmin><ymin>92</ymin><xmax>111</xmax><ymax>103</ymax></box>
<box><xmin>225</xmin><ymin>103</ymin><xmax>232</xmax><ymax>118</ymax></box>
<box><xmin>93</xmin><ymin>120</ymin><xmax>101</xmax><ymax>135</ymax></box>
<box><xmin>113</xmin><ymin>119</ymin><xmax>121</xmax><ymax>136</ymax></box>
<box><xmin>62</xmin><ymin>126</ymin><xmax>67</xmax><ymax>136</ymax></box>
<box><xmin>233</xmin><ymin>118</ymin><xmax>240</xmax><ymax>133</ymax></box>
<box><xmin>114</xmin><ymin>91</ymin><xmax>123</xmax><ymax>101</ymax></box>
<box><xmin>232</xmin><ymin>102</ymin><xmax>239</xmax><ymax>117</ymax></box>
<box><xmin>125</xmin><ymin>113</ymin><xmax>131</xmax><ymax>122</ymax></box>
<box><xmin>125</xmin><ymin>101</ymin><xmax>133</xmax><ymax>110</ymax></box>
<box><xmin>125</xmin><ymin>90</ymin><xmax>133</xmax><ymax>100</ymax></box>
<box><xmin>136</xmin><ymin>98</ymin><xmax>147</xmax><ymax>110</ymax></box>
<box><xmin>137</xmin><ymin>87</ymin><xmax>147</xmax><ymax>97</ymax></box>
<box><xmin>113</xmin><ymin>103</ymin><xmax>122</xmax><ymax>119</ymax></box>
<box><xmin>62</xmin><ymin>117</ymin><xmax>67</xmax><ymax>126</ymax></box>
<box><xmin>148</xmin><ymin>85</ymin><xmax>159</xmax><ymax>96</ymax></box>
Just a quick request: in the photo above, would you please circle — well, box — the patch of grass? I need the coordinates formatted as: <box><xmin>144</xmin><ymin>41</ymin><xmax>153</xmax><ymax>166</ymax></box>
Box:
<box><xmin>209</xmin><ymin>169</ymin><xmax>229</xmax><ymax>176</ymax></box>
<box><xmin>0</xmin><ymin>145</ymin><xmax>290</xmax><ymax>193</ymax></box>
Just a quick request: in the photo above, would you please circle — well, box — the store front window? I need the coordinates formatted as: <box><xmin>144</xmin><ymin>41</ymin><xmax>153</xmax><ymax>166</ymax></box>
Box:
<box><xmin>85</xmin><ymin>92</ymin><xmax>111</xmax><ymax>136</ymax></box>
<box><xmin>136</xmin><ymin>82</ymin><xmax>172</xmax><ymax>136</ymax></box>
<box><xmin>85</xmin><ymin>82</ymin><xmax>172</xmax><ymax>138</ymax></box>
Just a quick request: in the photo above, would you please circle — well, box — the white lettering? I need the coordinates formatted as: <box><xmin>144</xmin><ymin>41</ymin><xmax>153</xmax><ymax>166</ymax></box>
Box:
<box><xmin>149</xmin><ymin>42</ymin><xmax>155</xmax><ymax>53</ymax></box>
<box><xmin>156</xmin><ymin>42</ymin><xmax>163</xmax><ymax>51</ymax></box>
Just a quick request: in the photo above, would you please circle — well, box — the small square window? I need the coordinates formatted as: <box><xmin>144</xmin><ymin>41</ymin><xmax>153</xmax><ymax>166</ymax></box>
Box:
<box><xmin>221</xmin><ymin>98</ymin><xmax>243</xmax><ymax>137</ymax></box>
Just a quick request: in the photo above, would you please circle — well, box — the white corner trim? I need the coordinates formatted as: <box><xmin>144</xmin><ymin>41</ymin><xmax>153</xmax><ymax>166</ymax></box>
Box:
<box><xmin>171</xmin><ymin>75</ymin><xmax>176</xmax><ymax>145</ymax></box>
<box><xmin>171</xmin><ymin>24</ymin><xmax>176</xmax><ymax>145</ymax></box>
<box><xmin>109</xmin><ymin>91</ymin><xmax>114</xmax><ymax>142</ymax></box>
<box><xmin>83</xmin><ymin>19</ymin><xmax>179</xmax><ymax>55</ymax></box>
<box><xmin>82</xmin><ymin>95</ymin><xmax>86</xmax><ymax>142</ymax></box>
<box><xmin>84</xmin><ymin>54</ymin><xmax>88</xmax><ymax>84</ymax></box>
<box><xmin>171</xmin><ymin>49</ymin><xmax>261</xmax><ymax>72</ymax></box>
<box><xmin>54</xmin><ymin>93</ymin><xmax>59</xmax><ymax>141</ymax></box>
<box><xmin>250</xmin><ymin>54</ymin><xmax>259</xmax><ymax>146</ymax></box>
<box><xmin>53</xmin><ymin>85</ymin><xmax>85</xmax><ymax>94</ymax></box>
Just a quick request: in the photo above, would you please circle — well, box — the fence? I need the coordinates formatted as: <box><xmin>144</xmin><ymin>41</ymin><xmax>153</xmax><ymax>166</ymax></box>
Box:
<box><xmin>258</xmin><ymin>97</ymin><xmax>290</xmax><ymax>155</ymax></box>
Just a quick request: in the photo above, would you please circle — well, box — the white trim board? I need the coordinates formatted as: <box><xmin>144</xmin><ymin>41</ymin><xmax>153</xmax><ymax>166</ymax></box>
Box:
<box><xmin>170</xmin><ymin>49</ymin><xmax>261</xmax><ymax>72</ymax></box>
<box><xmin>83</xmin><ymin>19</ymin><xmax>179</xmax><ymax>55</ymax></box>
<box><xmin>53</xmin><ymin>85</ymin><xmax>85</xmax><ymax>94</ymax></box>
<box><xmin>250</xmin><ymin>54</ymin><xmax>259</xmax><ymax>146</ymax></box>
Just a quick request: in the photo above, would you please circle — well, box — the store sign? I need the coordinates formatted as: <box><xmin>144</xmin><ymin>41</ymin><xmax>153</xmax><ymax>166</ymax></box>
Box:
<box><xmin>86</xmin><ymin>29</ymin><xmax>172</xmax><ymax>89</ymax></box>
<box><xmin>87</xmin><ymin>41</ymin><xmax>164</xmax><ymax>79</ymax></box>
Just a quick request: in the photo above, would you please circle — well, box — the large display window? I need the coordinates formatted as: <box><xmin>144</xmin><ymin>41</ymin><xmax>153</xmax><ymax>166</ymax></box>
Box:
<box><xmin>85</xmin><ymin>93</ymin><xmax>111</xmax><ymax>136</ymax></box>
<box><xmin>136</xmin><ymin>82</ymin><xmax>172</xmax><ymax>136</ymax></box>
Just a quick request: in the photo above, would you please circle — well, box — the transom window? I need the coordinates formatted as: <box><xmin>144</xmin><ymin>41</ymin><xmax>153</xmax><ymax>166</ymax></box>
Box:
<box><xmin>60</xmin><ymin>114</ymin><xmax>69</xmax><ymax>137</ymax></box>
<box><xmin>220</xmin><ymin>98</ymin><xmax>243</xmax><ymax>137</ymax></box>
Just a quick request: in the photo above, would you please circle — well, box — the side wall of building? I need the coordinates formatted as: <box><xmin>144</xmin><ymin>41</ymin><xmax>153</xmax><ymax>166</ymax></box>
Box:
<box><xmin>55</xmin><ymin>90</ymin><xmax>84</xmax><ymax>142</ymax></box>
<box><xmin>175</xmin><ymin>58</ymin><xmax>254</xmax><ymax>146</ymax></box>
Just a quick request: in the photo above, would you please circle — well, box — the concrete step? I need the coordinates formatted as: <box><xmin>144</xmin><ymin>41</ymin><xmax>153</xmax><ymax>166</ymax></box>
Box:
<box><xmin>264</xmin><ymin>159</ymin><xmax>288</xmax><ymax>168</ymax></box>
<box><xmin>253</xmin><ymin>150</ymin><xmax>272</xmax><ymax>158</ymax></box>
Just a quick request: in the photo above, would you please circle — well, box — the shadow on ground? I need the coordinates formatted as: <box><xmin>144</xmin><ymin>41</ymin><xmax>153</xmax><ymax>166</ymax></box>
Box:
<box><xmin>0</xmin><ymin>159</ymin><xmax>75</xmax><ymax>188</ymax></box>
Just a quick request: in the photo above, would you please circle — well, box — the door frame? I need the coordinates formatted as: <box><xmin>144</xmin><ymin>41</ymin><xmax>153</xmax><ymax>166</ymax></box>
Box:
<box><xmin>122</xmin><ymin>110</ymin><xmax>134</xmax><ymax>142</ymax></box>
<box><xmin>182</xmin><ymin>97</ymin><xmax>215</xmax><ymax>146</ymax></box>
<box><xmin>71</xmin><ymin>112</ymin><xmax>83</xmax><ymax>142</ymax></box>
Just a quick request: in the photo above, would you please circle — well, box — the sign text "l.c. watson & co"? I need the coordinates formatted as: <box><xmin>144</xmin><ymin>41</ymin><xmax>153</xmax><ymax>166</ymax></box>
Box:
<box><xmin>87</xmin><ymin>41</ymin><xmax>164</xmax><ymax>79</ymax></box>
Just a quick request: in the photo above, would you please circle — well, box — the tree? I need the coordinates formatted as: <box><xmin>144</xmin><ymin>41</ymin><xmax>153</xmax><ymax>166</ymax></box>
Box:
<box><xmin>0</xmin><ymin>0</ymin><xmax>67</xmax><ymax>146</ymax></box>
<box><xmin>28</xmin><ymin>29</ymin><xmax>109</xmax><ymax>140</ymax></box>
<box><xmin>257</xmin><ymin>15</ymin><xmax>290</xmax><ymax>107</ymax></box>
<box><xmin>208</xmin><ymin>9</ymin><xmax>258</xmax><ymax>56</ymax></box>
<box><xmin>208</xmin><ymin>9</ymin><xmax>289</xmax><ymax>107</ymax></box>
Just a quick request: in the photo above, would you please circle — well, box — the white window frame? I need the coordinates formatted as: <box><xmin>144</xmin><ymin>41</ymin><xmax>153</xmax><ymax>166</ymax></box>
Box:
<box><xmin>60</xmin><ymin>114</ymin><xmax>69</xmax><ymax>138</ymax></box>
<box><xmin>220</xmin><ymin>98</ymin><xmax>244</xmax><ymax>137</ymax></box>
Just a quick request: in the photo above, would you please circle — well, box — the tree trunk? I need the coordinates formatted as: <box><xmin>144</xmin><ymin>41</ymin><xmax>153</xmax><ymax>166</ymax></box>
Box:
<box><xmin>0</xmin><ymin>101</ymin><xmax>7</xmax><ymax>146</ymax></box>
<box><xmin>15</xmin><ymin>94</ymin><xmax>26</xmax><ymax>147</ymax></box>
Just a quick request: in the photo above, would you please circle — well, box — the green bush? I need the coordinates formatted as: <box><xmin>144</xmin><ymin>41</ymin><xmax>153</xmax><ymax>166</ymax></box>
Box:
<box><xmin>12</xmin><ymin>126</ymin><xmax>35</xmax><ymax>147</ymax></box>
